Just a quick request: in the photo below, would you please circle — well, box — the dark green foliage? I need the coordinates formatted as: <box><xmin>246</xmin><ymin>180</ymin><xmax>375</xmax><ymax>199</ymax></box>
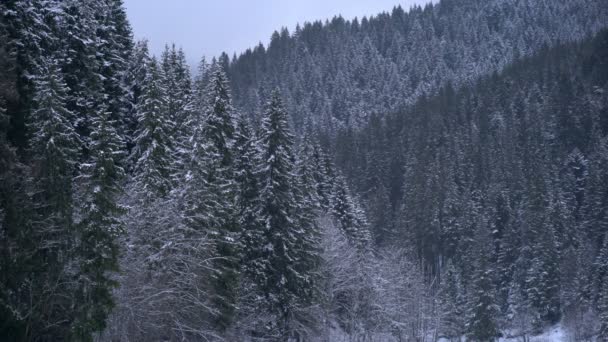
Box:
<box><xmin>1</xmin><ymin>1</ymin><xmax>608</xmax><ymax>340</ymax></box>
<box><xmin>467</xmin><ymin>227</ymin><xmax>500</xmax><ymax>341</ymax></box>
<box><xmin>228</xmin><ymin>0</ymin><xmax>608</xmax><ymax>135</ymax></box>
<box><xmin>255</xmin><ymin>90</ymin><xmax>320</xmax><ymax>339</ymax></box>
<box><xmin>74</xmin><ymin>109</ymin><xmax>126</xmax><ymax>340</ymax></box>
<box><xmin>331</xmin><ymin>29</ymin><xmax>608</xmax><ymax>333</ymax></box>
<box><xmin>438</xmin><ymin>261</ymin><xmax>466</xmax><ymax>340</ymax></box>
<box><xmin>131</xmin><ymin>56</ymin><xmax>174</xmax><ymax>198</ymax></box>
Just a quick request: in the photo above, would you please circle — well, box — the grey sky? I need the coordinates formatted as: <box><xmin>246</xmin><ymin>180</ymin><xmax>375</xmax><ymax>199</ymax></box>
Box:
<box><xmin>123</xmin><ymin>0</ymin><xmax>433</xmax><ymax>66</ymax></box>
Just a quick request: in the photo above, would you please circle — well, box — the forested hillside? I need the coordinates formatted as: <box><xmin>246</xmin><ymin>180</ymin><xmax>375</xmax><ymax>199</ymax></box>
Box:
<box><xmin>332</xmin><ymin>30</ymin><xmax>608</xmax><ymax>340</ymax></box>
<box><xmin>227</xmin><ymin>0</ymin><xmax>608</xmax><ymax>133</ymax></box>
<box><xmin>1</xmin><ymin>0</ymin><xmax>608</xmax><ymax>341</ymax></box>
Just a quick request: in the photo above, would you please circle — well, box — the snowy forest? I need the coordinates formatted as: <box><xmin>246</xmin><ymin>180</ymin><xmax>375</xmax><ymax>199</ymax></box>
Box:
<box><xmin>1</xmin><ymin>0</ymin><xmax>608</xmax><ymax>341</ymax></box>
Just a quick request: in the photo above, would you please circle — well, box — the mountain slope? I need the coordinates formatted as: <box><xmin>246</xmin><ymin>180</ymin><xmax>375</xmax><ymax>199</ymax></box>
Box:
<box><xmin>227</xmin><ymin>0</ymin><xmax>608</xmax><ymax>133</ymax></box>
<box><xmin>334</xmin><ymin>28</ymin><xmax>608</xmax><ymax>339</ymax></box>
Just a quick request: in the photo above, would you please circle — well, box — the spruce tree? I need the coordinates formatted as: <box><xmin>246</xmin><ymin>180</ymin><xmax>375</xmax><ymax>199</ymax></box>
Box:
<box><xmin>3</xmin><ymin>0</ymin><xmax>59</xmax><ymax>150</ymax></box>
<box><xmin>329</xmin><ymin>174</ymin><xmax>371</xmax><ymax>251</ymax></box>
<box><xmin>74</xmin><ymin>108</ymin><xmax>126</xmax><ymax>341</ymax></box>
<box><xmin>256</xmin><ymin>90</ymin><xmax>319</xmax><ymax>338</ymax></box>
<box><xmin>438</xmin><ymin>261</ymin><xmax>466</xmax><ymax>340</ymax></box>
<box><xmin>599</xmin><ymin>271</ymin><xmax>608</xmax><ymax>340</ymax></box>
<box><xmin>180</xmin><ymin>62</ymin><xmax>240</xmax><ymax>332</ymax></box>
<box><xmin>98</xmin><ymin>0</ymin><xmax>134</xmax><ymax>142</ymax></box>
<box><xmin>29</xmin><ymin>58</ymin><xmax>81</xmax><ymax>256</ymax></box>
<box><xmin>525</xmin><ymin>220</ymin><xmax>561</xmax><ymax>327</ymax></box>
<box><xmin>123</xmin><ymin>39</ymin><xmax>152</xmax><ymax>153</ymax></box>
<box><xmin>131</xmin><ymin>56</ymin><xmax>173</xmax><ymax>198</ymax></box>
<box><xmin>0</xmin><ymin>78</ymin><xmax>38</xmax><ymax>340</ymax></box>
<box><xmin>466</xmin><ymin>223</ymin><xmax>500</xmax><ymax>342</ymax></box>
<box><xmin>234</xmin><ymin>114</ymin><xmax>264</xmax><ymax>280</ymax></box>
<box><xmin>27</xmin><ymin>59</ymin><xmax>82</xmax><ymax>338</ymax></box>
<box><xmin>161</xmin><ymin>44</ymin><xmax>192</xmax><ymax>139</ymax></box>
<box><xmin>60</xmin><ymin>0</ymin><xmax>104</xmax><ymax>141</ymax></box>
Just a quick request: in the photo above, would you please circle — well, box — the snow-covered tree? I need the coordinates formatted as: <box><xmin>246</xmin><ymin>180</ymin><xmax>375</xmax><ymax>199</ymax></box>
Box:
<box><xmin>466</xmin><ymin>224</ymin><xmax>500</xmax><ymax>341</ymax></box>
<box><xmin>29</xmin><ymin>58</ymin><xmax>81</xmax><ymax>252</ymax></box>
<box><xmin>329</xmin><ymin>174</ymin><xmax>371</xmax><ymax>251</ymax></box>
<box><xmin>438</xmin><ymin>261</ymin><xmax>466</xmax><ymax>340</ymax></box>
<box><xmin>131</xmin><ymin>56</ymin><xmax>173</xmax><ymax>198</ymax></box>
<box><xmin>74</xmin><ymin>108</ymin><xmax>126</xmax><ymax>340</ymax></box>
<box><xmin>255</xmin><ymin>90</ymin><xmax>319</xmax><ymax>339</ymax></box>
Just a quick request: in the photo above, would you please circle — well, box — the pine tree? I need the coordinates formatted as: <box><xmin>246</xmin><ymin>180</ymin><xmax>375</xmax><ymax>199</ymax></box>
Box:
<box><xmin>131</xmin><ymin>56</ymin><xmax>173</xmax><ymax>198</ymax></box>
<box><xmin>74</xmin><ymin>108</ymin><xmax>126</xmax><ymax>341</ymax></box>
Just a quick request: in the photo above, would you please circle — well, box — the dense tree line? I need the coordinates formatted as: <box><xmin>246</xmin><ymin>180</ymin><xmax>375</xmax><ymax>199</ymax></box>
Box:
<box><xmin>0</xmin><ymin>2</ymin><xmax>388</xmax><ymax>340</ymax></box>
<box><xmin>331</xmin><ymin>30</ymin><xmax>608</xmax><ymax>340</ymax></box>
<box><xmin>226</xmin><ymin>0</ymin><xmax>608</xmax><ymax>134</ymax></box>
<box><xmin>1</xmin><ymin>0</ymin><xmax>608</xmax><ymax>341</ymax></box>
<box><xmin>0</xmin><ymin>0</ymin><xmax>130</xmax><ymax>340</ymax></box>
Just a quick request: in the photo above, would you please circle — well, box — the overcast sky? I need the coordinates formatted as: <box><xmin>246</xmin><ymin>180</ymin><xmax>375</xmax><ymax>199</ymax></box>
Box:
<box><xmin>123</xmin><ymin>0</ymin><xmax>433</xmax><ymax>66</ymax></box>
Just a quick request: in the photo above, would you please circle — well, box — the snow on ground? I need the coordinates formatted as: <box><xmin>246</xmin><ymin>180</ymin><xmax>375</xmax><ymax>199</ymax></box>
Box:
<box><xmin>436</xmin><ymin>324</ymin><xmax>577</xmax><ymax>342</ymax></box>
<box><xmin>499</xmin><ymin>324</ymin><xmax>566</xmax><ymax>342</ymax></box>
<box><xmin>327</xmin><ymin>322</ymin><xmax>584</xmax><ymax>341</ymax></box>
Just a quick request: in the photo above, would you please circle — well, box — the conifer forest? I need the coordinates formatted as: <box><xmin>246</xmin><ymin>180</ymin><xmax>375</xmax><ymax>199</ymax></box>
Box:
<box><xmin>2</xmin><ymin>0</ymin><xmax>608</xmax><ymax>341</ymax></box>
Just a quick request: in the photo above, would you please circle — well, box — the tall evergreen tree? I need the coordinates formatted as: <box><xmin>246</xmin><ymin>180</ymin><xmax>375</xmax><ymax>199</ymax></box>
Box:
<box><xmin>438</xmin><ymin>261</ymin><xmax>466</xmax><ymax>340</ymax></box>
<box><xmin>180</xmin><ymin>62</ymin><xmax>240</xmax><ymax>332</ymax></box>
<box><xmin>256</xmin><ymin>90</ymin><xmax>319</xmax><ymax>339</ymax></box>
<box><xmin>29</xmin><ymin>58</ymin><xmax>81</xmax><ymax>259</ymax></box>
<box><xmin>98</xmin><ymin>0</ymin><xmax>134</xmax><ymax>142</ymax></box>
<box><xmin>74</xmin><ymin>108</ymin><xmax>126</xmax><ymax>341</ymax></box>
<box><xmin>329</xmin><ymin>174</ymin><xmax>371</xmax><ymax>251</ymax></box>
<box><xmin>26</xmin><ymin>58</ymin><xmax>82</xmax><ymax>339</ymax></box>
<box><xmin>466</xmin><ymin>223</ymin><xmax>500</xmax><ymax>342</ymax></box>
<box><xmin>130</xmin><ymin>56</ymin><xmax>173</xmax><ymax>198</ymax></box>
<box><xmin>234</xmin><ymin>114</ymin><xmax>264</xmax><ymax>279</ymax></box>
<box><xmin>123</xmin><ymin>39</ymin><xmax>151</xmax><ymax>147</ymax></box>
<box><xmin>60</xmin><ymin>0</ymin><xmax>104</xmax><ymax>142</ymax></box>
